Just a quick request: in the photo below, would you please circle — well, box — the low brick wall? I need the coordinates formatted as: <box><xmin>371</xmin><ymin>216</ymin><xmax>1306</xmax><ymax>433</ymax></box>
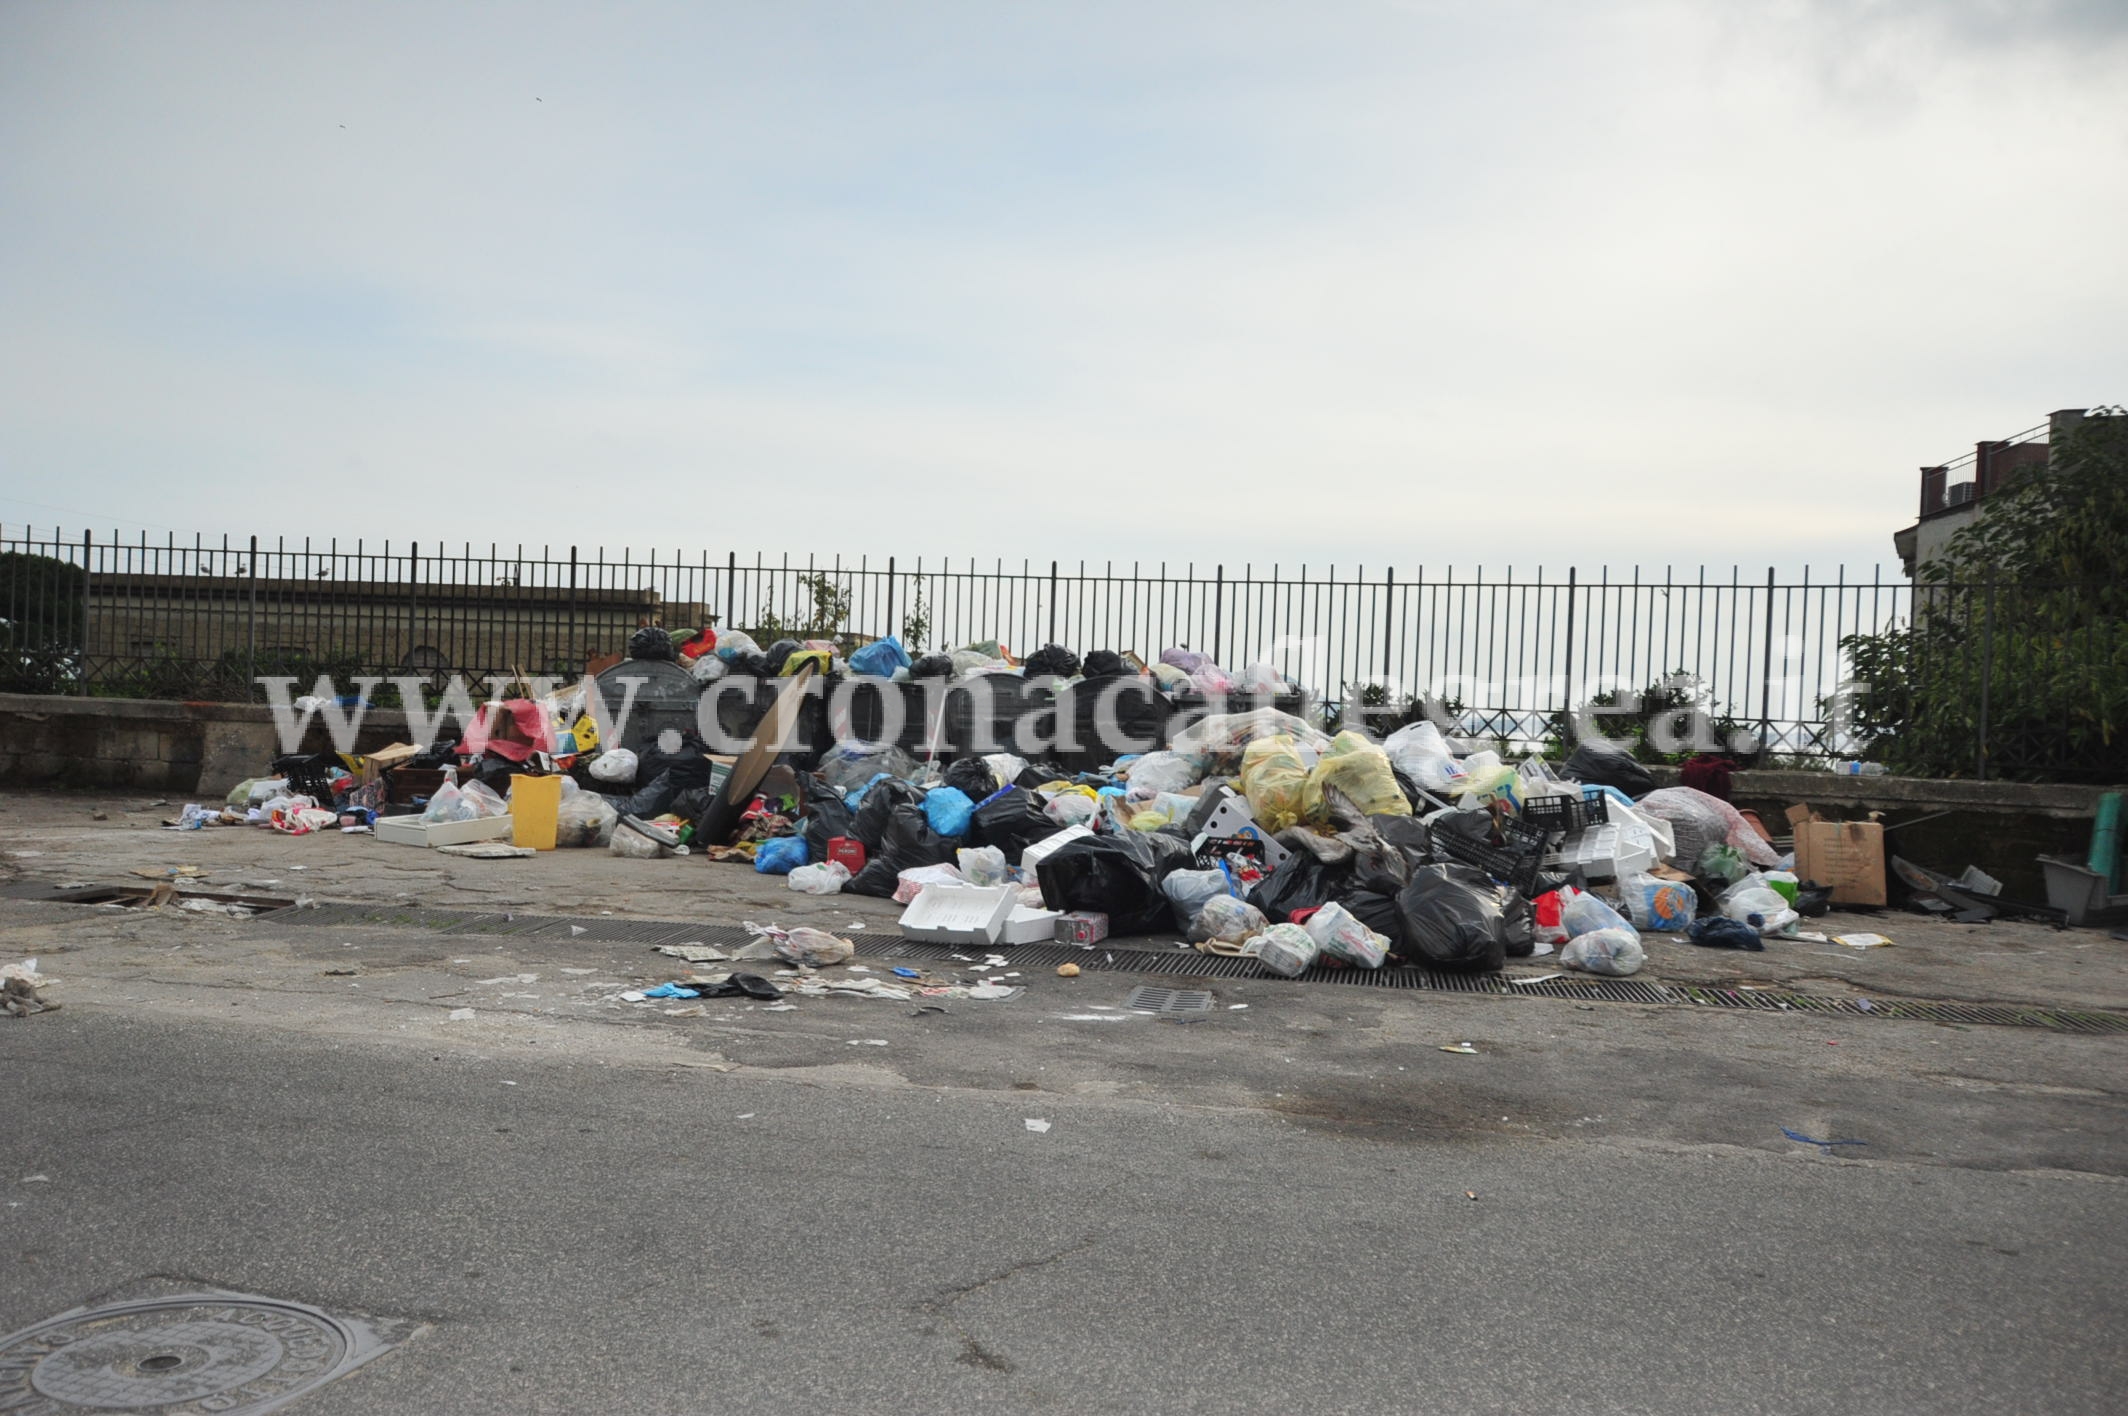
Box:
<box><xmin>0</xmin><ymin>694</ymin><xmax>411</xmax><ymax>797</ymax></box>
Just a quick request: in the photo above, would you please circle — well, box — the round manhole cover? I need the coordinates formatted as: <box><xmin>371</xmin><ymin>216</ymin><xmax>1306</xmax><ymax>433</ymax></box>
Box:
<box><xmin>0</xmin><ymin>1297</ymin><xmax>358</xmax><ymax>1414</ymax></box>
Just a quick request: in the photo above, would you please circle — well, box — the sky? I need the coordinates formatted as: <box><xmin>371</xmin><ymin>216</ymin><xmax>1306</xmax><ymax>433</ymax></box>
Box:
<box><xmin>2</xmin><ymin>0</ymin><xmax>2124</xmax><ymax>579</ymax></box>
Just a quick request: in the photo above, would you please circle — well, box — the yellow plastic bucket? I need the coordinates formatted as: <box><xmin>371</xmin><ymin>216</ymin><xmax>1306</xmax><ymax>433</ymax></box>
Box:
<box><xmin>509</xmin><ymin>773</ymin><xmax>561</xmax><ymax>850</ymax></box>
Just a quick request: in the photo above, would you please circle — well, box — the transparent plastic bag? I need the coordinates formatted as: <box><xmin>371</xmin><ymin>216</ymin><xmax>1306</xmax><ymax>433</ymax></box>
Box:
<box><xmin>1240</xmin><ymin>734</ymin><xmax>1311</xmax><ymax>834</ymax></box>
<box><xmin>1303</xmin><ymin>901</ymin><xmax>1388</xmax><ymax>969</ymax></box>
<box><xmin>1695</xmin><ymin>843</ymin><xmax>1749</xmax><ymax>884</ymax></box>
<box><xmin>1160</xmin><ymin>867</ymin><xmax>1236</xmax><ymax>925</ymax></box>
<box><xmin>1044</xmin><ymin>791</ymin><xmax>1099</xmax><ymax>827</ymax></box>
<box><xmin>588</xmin><ymin>748</ymin><xmax>639</xmax><ymax>783</ymax></box>
<box><xmin>787</xmin><ymin>861</ymin><xmax>851</xmax><ymax>895</ymax></box>
<box><xmin>1722</xmin><ymin>886</ymin><xmax>1798</xmax><ymax>935</ymax></box>
<box><xmin>1619</xmin><ymin>871</ymin><xmax>1696</xmax><ymax>932</ymax></box>
<box><xmin>1560</xmin><ymin>887</ymin><xmax>1637</xmax><ymax>939</ymax></box>
<box><xmin>555</xmin><ymin>791</ymin><xmax>618</xmax><ymax>847</ymax></box>
<box><xmin>956</xmin><ymin>846</ymin><xmax>1009</xmax><ymax>887</ymax></box>
<box><xmin>1247</xmin><ymin>922</ymin><xmax>1319</xmax><ymax>978</ymax></box>
<box><xmin>1561</xmin><ymin>927</ymin><xmax>1645</xmax><ymax>977</ymax></box>
<box><xmin>776</xmin><ymin>927</ymin><xmax>854</xmax><ymax>968</ymax></box>
<box><xmin>893</xmin><ymin>863</ymin><xmax>966</xmax><ymax>904</ymax></box>
<box><xmin>1383</xmin><ymin>721</ymin><xmax>1468</xmax><ymax>792</ymax></box>
<box><xmin>819</xmin><ymin>741</ymin><xmax>919</xmax><ymax>793</ymax></box>
<box><xmin>421</xmin><ymin>780</ymin><xmax>473</xmax><ymax>823</ymax></box>
<box><xmin>1124</xmin><ymin>750</ymin><xmax>1203</xmax><ymax>794</ymax></box>
<box><xmin>610</xmin><ymin>819</ymin><xmax>669</xmax><ymax>858</ymax></box>
<box><xmin>1192</xmin><ymin>895</ymin><xmax>1268</xmax><ymax>950</ymax></box>
<box><xmin>460</xmin><ymin>780</ymin><xmax>509</xmax><ymax>819</ymax></box>
<box><xmin>1303</xmin><ymin>731</ymin><xmax>1410</xmax><ymax>821</ymax></box>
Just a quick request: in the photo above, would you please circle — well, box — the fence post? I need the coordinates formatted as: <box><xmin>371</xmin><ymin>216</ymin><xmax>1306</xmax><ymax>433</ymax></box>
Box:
<box><xmin>1048</xmin><ymin>560</ymin><xmax>1058</xmax><ymax>645</ymax></box>
<box><xmin>1758</xmin><ymin>566</ymin><xmax>1776</xmax><ymax>753</ymax></box>
<box><xmin>1382</xmin><ymin>567</ymin><xmax>1394</xmax><ymax>681</ymax></box>
<box><xmin>245</xmin><ymin>533</ymin><xmax>259</xmax><ymax>702</ymax></box>
<box><xmin>725</xmin><ymin>551</ymin><xmax>737</xmax><ymax>631</ymax></box>
<box><xmin>1562</xmin><ymin>567</ymin><xmax>1577</xmax><ymax>727</ymax></box>
<box><xmin>405</xmin><ymin>540</ymin><xmax>418</xmax><ymax>689</ymax></box>
<box><xmin>79</xmin><ymin>529</ymin><xmax>92</xmax><ymax>696</ymax></box>
<box><xmin>1976</xmin><ymin>572</ymin><xmax>1996</xmax><ymax>781</ymax></box>
<box><xmin>1212</xmin><ymin>564</ymin><xmax>1224</xmax><ymax>665</ymax></box>
<box><xmin>568</xmin><ymin>546</ymin><xmax>579</xmax><ymax>672</ymax></box>
<box><xmin>885</xmin><ymin>556</ymin><xmax>896</xmax><ymax>641</ymax></box>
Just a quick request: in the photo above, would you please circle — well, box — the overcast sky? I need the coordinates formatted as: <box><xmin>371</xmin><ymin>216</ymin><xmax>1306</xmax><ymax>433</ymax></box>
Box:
<box><xmin>3</xmin><ymin>0</ymin><xmax>2122</xmax><ymax>578</ymax></box>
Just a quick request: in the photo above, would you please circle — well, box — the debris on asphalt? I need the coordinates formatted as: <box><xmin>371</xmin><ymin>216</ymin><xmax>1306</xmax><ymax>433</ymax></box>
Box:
<box><xmin>1025</xmin><ymin>1119</ymin><xmax>1052</xmax><ymax>1133</ymax></box>
<box><xmin>1780</xmin><ymin>1128</ymin><xmax>1869</xmax><ymax>1155</ymax></box>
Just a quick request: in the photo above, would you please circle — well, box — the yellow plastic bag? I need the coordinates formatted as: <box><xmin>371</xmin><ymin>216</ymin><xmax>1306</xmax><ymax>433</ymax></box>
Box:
<box><xmin>1240</xmin><ymin>734</ymin><xmax>1311</xmax><ymax>834</ymax></box>
<box><xmin>1302</xmin><ymin>731</ymin><xmax>1412</xmax><ymax>821</ymax></box>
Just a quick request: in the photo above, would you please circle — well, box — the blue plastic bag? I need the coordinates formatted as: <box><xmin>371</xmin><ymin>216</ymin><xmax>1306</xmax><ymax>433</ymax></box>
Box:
<box><xmin>754</xmin><ymin>835</ymin><xmax>809</xmax><ymax>874</ymax></box>
<box><xmin>922</xmin><ymin>786</ymin><xmax>975</xmax><ymax>839</ymax></box>
<box><xmin>849</xmin><ymin>635</ymin><xmax>911</xmax><ymax>678</ymax></box>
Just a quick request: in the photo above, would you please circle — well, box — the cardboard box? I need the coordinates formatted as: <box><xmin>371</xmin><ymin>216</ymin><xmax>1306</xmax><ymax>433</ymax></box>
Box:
<box><xmin>898</xmin><ymin>884</ymin><xmax>1016</xmax><ymax>945</ymax></box>
<box><xmin>1185</xmin><ymin>789</ymin><xmax>1291</xmax><ymax>870</ymax></box>
<box><xmin>1788</xmin><ymin>807</ymin><xmax>1887</xmax><ymax>906</ymax></box>
<box><xmin>375</xmin><ymin>815</ymin><xmax>516</xmax><ymax>849</ymax></box>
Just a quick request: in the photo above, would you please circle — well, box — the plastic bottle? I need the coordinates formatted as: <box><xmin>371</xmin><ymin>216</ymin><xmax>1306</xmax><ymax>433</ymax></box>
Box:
<box><xmin>1834</xmin><ymin>761</ymin><xmax>1888</xmax><ymax>776</ymax></box>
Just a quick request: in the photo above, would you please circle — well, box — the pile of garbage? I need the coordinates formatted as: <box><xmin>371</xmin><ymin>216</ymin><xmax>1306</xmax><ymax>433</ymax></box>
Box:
<box><xmin>198</xmin><ymin>626</ymin><xmax>1862</xmax><ymax>984</ymax></box>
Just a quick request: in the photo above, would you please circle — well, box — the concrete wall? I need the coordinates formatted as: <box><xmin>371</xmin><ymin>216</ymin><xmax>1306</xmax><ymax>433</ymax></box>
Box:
<box><xmin>1646</xmin><ymin>765</ymin><xmax>2113</xmax><ymax>899</ymax></box>
<box><xmin>0</xmin><ymin>693</ymin><xmax>411</xmax><ymax>796</ymax></box>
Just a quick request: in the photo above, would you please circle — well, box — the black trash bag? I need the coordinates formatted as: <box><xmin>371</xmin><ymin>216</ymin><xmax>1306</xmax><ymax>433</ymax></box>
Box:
<box><xmin>1339</xmin><ymin>886</ymin><xmax>1407</xmax><ymax>949</ymax></box>
<box><xmin>1562</xmin><ymin>741</ymin><xmax>1656</xmax><ymax>800</ymax></box>
<box><xmin>847</xmin><ymin>802</ymin><xmax>956</xmax><ymax>897</ymax></box>
<box><xmin>1394</xmin><ymin>863</ymin><xmax>1508</xmax><ymax>972</ymax></box>
<box><xmin>802</xmin><ymin>793</ymin><xmax>854</xmax><ymax>862</ymax></box>
<box><xmin>627</xmin><ymin>625</ymin><xmax>676</xmax><ymax>661</ymax></box>
<box><xmin>762</xmin><ymin>639</ymin><xmax>802</xmax><ymax>676</ymax></box>
<box><xmin>1370</xmin><ymin>814</ymin><xmax>1432</xmax><ymax>871</ymax></box>
<box><xmin>730</xmin><ymin>652</ymin><xmax>772</xmax><ymax>679</ymax></box>
<box><xmin>1081</xmin><ymin>649</ymin><xmax>1126</xmax><ymax>679</ymax></box>
<box><xmin>1390</xmin><ymin>763</ymin><xmax>1431</xmax><ymax>813</ymax></box>
<box><xmin>671</xmin><ymin>785</ymin><xmax>720</xmax><ymax>837</ymax></box>
<box><xmin>1794</xmin><ymin>884</ymin><xmax>1834</xmax><ymax>918</ymax></box>
<box><xmin>967</xmin><ymin>787</ymin><xmax>1057</xmax><ymax>859</ymax></box>
<box><xmin>696</xmin><ymin>973</ymin><xmax>784</xmax><ymax>1000</ymax></box>
<box><xmin>1688</xmin><ymin>916</ymin><xmax>1764</xmax><ymax>951</ymax></box>
<box><xmin>1484</xmin><ymin>881</ymin><xmax>1537</xmax><ymax>958</ymax></box>
<box><xmin>851</xmin><ymin>777</ymin><xmax>924</xmax><ymax>851</ymax></box>
<box><xmin>909</xmin><ymin>654</ymin><xmax>954</xmax><ymax>679</ymax></box>
<box><xmin>1016</xmin><ymin>760</ymin><xmax>1067</xmax><ymax>788</ymax></box>
<box><xmin>1023</xmin><ymin>644</ymin><xmax>1081</xmax><ymax>679</ymax></box>
<box><xmin>943</xmin><ymin>756</ymin><xmax>1001</xmax><ymax>800</ymax></box>
<box><xmin>1035</xmin><ymin>832</ymin><xmax>1194</xmax><ymax>935</ymax></box>
<box><xmin>637</xmin><ymin>730</ymin><xmax>714</xmax><ymax>792</ymax></box>
<box><xmin>621</xmin><ymin>769</ymin><xmax>680</xmax><ymax>819</ymax></box>
<box><xmin>1247</xmin><ymin>850</ymin><xmax>1355</xmax><ymax>924</ymax></box>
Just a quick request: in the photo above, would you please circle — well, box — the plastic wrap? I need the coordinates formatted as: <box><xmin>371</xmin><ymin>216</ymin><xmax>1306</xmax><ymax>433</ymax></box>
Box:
<box><xmin>1248</xmin><ymin>923</ymin><xmax>1318</xmax><ymax>978</ymax></box>
<box><xmin>1303</xmin><ymin>901</ymin><xmax>1388</xmax><ymax>969</ymax></box>
<box><xmin>1561</xmin><ymin>927</ymin><xmax>1645</xmax><ymax>976</ymax></box>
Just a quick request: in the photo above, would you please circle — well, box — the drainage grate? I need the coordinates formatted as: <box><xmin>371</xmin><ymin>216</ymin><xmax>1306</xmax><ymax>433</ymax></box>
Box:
<box><xmin>0</xmin><ymin>1291</ymin><xmax>416</xmax><ymax>1414</ymax></box>
<box><xmin>1125</xmin><ymin>985</ymin><xmax>1214</xmax><ymax>1014</ymax></box>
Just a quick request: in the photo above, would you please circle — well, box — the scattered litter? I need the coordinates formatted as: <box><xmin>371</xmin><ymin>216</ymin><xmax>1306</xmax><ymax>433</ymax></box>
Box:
<box><xmin>21</xmin><ymin>1175</ymin><xmax>50</xmax><ymax>1184</ymax></box>
<box><xmin>644</xmin><ymin>982</ymin><xmax>700</xmax><ymax>999</ymax></box>
<box><xmin>618</xmin><ymin>990</ymin><xmax>648</xmax><ymax>1003</ymax></box>
<box><xmin>847</xmin><ymin>1038</ymin><xmax>889</xmax><ymax>1046</ymax></box>
<box><xmin>1464</xmin><ymin>1190</ymin><xmax>1479</xmax><ymax>1201</ymax></box>
<box><xmin>1056</xmin><ymin>963</ymin><xmax>1081</xmax><ymax>978</ymax></box>
<box><xmin>1025</xmin><ymin>1119</ymin><xmax>1052</xmax><ymax>1133</ymax></box>
<box><xmin>435</xmin><ymin>843</ymin><xmax>537</xmax><ymax>859</ymax></box>
<box><xmin>966</xmin><ymin>983</ymin><xmax>1021</xmax><ymax>1001</ymax></box>
<box><xmin>1439</xmin><ymin>1042</ymin><xmax>1479</xmax><ymax>1055</ymax></box>
<box><xmin>656</xmin><ymin>943</ymin><xmax>732</xmax><ymax>963</ymax></box>
<box><xmin>1056</xmin><ymin>1013</ymin><xmax>1135</xmax><ymax>1022</ymax></box>
<box><xmin>762</xmin><ymin>1002</ymin><xmax>797</xmax><ymax>1011</ymax></box>
<box><xmin>131</xmin><ymin>865</ymin><xmax>206</xmax><ymax>880</ymax></box>
<box><xmin>1832</xmin><ymin>933</ymin><xmax>1895</xmax><ymax>949</ymax></box>
<box><xmin>446</xmin><ymin>1008</ymin><xmax>476</xmax><ymax>1021</ymax></box>
<box><xmin>560</xmin><ymin>967</ymin><xmax>596</xmax><ymax>975</ymax></box>
<box><xmin>1227</xmin><ymin>1003</ymin><xmax>1248</xmax><ymax>1010</ymax></box>
<box><xmin>1509</xmin><ymin>973</ymin><xmax>1565</xmax><ymax>986</ymax></box>
<box><xmin>2</xmin><ymin>959</ymin><xmax>58</xmax><ymax>1017</ymax></box>
<box><xmin>737</xmin><ymin>1113</ymin><xmax>755</xmax><ymax>1119</ymax></box>
<box><xmin>1780</xmin><ymin>1127</ymin><xmax>1869</xmax><ymax>1155</ymax></box>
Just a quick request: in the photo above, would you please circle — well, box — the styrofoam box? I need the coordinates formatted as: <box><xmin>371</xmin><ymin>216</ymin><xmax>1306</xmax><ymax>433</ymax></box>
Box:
<box><xmin>898</xmin><ymin>884</ymin><xmax>1016</xmax><ymax>945</ymax></box>
<box><xmin>999</xmin><ymin>906</ymin><xmax>1065</xmax><ymax>945</ymax></box>
<box><xmin>1018</xmin><ymin>824</ymin><xmax>1094</xmax><ymax>872</ymax></box>
<box><xmin>1546</xmin><ymin>821</ymin><xmax>1656</xmax><ymax>880</ymax></box>
<box><xmin>376</xmin><ymin>815</ymin><xmax>516</xmax><ymax>848</ymax></box>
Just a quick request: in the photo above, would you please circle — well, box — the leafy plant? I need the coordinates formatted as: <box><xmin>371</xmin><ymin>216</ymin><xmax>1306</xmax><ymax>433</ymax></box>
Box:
<box><xmin>900</xmin><ymin>582</ymin><xmax>931</xmax><ymax>653</ymax></box>
<box><xmin>1834</xmin><ymin>413</ymin><xmax>2128</xmax><ymax>781</ymax></box>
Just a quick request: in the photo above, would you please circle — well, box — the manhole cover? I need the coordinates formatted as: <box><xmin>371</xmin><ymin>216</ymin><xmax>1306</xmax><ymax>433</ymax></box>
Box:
<box><xmin>1125</xmin><ymin>986</ymin><xmax>1214</xmax><ymax>1014</ymax></box>
<box><xmin>0</xmin><ymin>1292</ymin><xmax>413</xmax><ymax>1414</ymax></box>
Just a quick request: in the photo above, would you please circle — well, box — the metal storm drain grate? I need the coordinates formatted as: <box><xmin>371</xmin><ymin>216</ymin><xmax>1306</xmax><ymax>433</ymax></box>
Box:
<box><xmin>1125</xmin><ymin>985</ymin><xmax>1215</xmax><ymax>1014</ymax></box>
<box><xmin>0</xmin><ymin>1291</ymin><xmax>417</xmax><ymax>1414</ymax></box>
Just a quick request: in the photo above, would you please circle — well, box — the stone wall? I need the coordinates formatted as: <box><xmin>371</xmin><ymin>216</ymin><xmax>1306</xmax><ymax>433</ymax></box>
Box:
<box><xmin>0</xmin><ymin>694</ymin><xmax>411</xmax><ymax>796</ymax></box>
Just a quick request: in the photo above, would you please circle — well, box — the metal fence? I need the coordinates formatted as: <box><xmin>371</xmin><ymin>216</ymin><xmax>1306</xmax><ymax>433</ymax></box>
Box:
<box><xmin>4</xmin><ymin>525</ymin><xmax>2115</xmax><ymax>778</ymax></box>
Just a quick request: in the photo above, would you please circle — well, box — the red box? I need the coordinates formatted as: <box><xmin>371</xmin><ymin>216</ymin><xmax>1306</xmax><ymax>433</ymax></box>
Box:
<box><xmin>827</xmin><ymin>837</ymin><xmax>867</xmax><ymax>873</ymax></box>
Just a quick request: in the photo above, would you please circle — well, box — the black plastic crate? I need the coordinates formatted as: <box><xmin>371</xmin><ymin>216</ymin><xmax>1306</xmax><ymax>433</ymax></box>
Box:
<box><xmin>271</xmin><ymin>752</ymin><xmax>343</xmax><ymax>801</ymax></box>
<box><xmin>1432</xmin><ymin>818</ymin><xmax>1550</xmax><ymax>896</ymax></box>
<box><xmin>1520</xmin><ymin>792</ymin><xmax>1610</xmax><ymax>835</ymax></box>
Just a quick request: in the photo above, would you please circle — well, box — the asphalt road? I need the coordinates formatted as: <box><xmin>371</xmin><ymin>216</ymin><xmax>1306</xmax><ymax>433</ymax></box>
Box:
<box><xmin>6</xmin><ymin>998</ymin><xmax>2125</xmax><ymax>1415</ymax></box>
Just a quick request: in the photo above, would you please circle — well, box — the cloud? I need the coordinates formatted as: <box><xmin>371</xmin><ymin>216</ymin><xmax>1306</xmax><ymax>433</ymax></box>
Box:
<box><xmin>1</xmin><ymin>0</ymin><xmax>2122</xmax><ymax>581</ymax></box>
